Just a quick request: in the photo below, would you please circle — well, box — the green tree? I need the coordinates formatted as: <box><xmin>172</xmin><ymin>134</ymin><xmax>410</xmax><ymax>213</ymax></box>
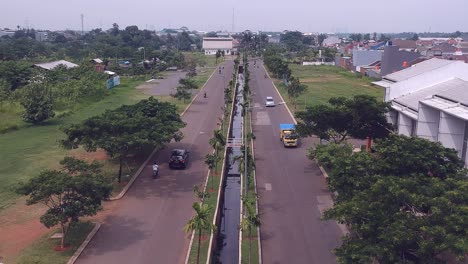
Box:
<box><xmin>349</xmin><ymin>33</ymin><xmax>363</xmax><ymax>42</ymax></box>
<box><xmin>184</xmin><ymin>203</ymin><xmax>215</xmax><ymax>264</ymax></box>
<box><xmin>318</xmin><ymin>135</ymin><xmax>468</xmax><ymax>263</ymax></box>
<box><xmin>317</xmin><ymin>34</ymin><xmax>327</xmax><ymax>47</ymax></box>
<box><xmin>296</xmin><ymin>95</ymin><xmax>392</xmax><ymax>149</ymax></box>
<box><xmin>411</xmin><ymin>33</ymin><xmax>419</xmax><ymax>41</ymax></box>
<box><xmin>363</xmin><ymin>33</ymin><xmax>371</xmax><ymax>41</ymax></box>
<box><xmin>280</xmin><ymin>31</ymin><xmax>304</xmax><ymax>51</ymax></box>
<box><xmin>379</xmin><ymin>33</ymin><xmax>390</xmax><ymax>42</ymax></box>
<box><xmin>205</xmin><ymin>153</ymin><xmax>220</xmax><ymax>189</ymax></box>
<box><xmin>16</xmin><ymin>157</ymin><xmax>111</xmax><ymax>249</ymax></box>
<box><xmin>20</xmin><ymin>83</ymin><xmax>55</xmax><ymax>124</ymax></box>
<box><xmin>0</xmin><ymin>61</ymin><xmax>32</xmax><ymax>90</ymax></box>
<box><xmin>0</xmin><ymin>79</ymin><xmax>10</xmax><ymax>107</ymax></box>
<box><xmin>209</xmin><ymin>129</ymin><xmax>226</xmax><ymax>156</ymax></box>
<box><xmin>173</xmin><ymin>77</ymin><xmax>196</xmax><ymax>102</ymax></box>
<box><xmin>286</xmin><ymin>76</ymin><xmax>307</xmax><ymax>109</ymax></box>
<box><xmin>61</xmin><ymin>97</ymin><xmax>185</xmax><ymax>182</ymax></box>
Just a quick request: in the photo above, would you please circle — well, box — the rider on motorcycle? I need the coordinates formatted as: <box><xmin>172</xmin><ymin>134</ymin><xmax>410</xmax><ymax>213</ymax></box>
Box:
<box><xmin>152</xmin><ymin>162</ymin><xmax>159</xmax><ymax>177</ymax></box>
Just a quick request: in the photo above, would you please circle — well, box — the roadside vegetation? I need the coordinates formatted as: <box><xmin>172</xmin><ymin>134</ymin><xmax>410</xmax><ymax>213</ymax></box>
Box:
<box><xmin>311</xmin><ymin>135</ymin><xmax>468</xmax><ymax>263</ymax></box>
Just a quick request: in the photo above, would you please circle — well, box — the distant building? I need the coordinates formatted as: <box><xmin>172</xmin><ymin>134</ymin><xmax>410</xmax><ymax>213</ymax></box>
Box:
<box><xmin>380</xmin><ymin>45</ymin><xmax>422</xmax><ymax>76</ymax></box>
<box><xmin>91</xmin><ymin>58</ymin><xmax>105</xmax><ymax>72</ymax></box>
<box><xmin>352</xmin><ymin>49</ymin><xmax>382</xmax><ymax>71</ymax></box>
<box><xmin>391</xmin><ymin>39</ymin><xmax>417</xmax><ymax>51</ymax></box>
<box><xmin>35</xmin><ymin>31</ymin><xmax>48</xmax><ymax>41</ymax></box>
<box><xmin>34</xmin><ymin>60</ymin><xmax>78</xmax><ymax>70</ymax></box>
<box><xmin>322</xmin><ymin>36</ymin><xmax>341</xmax><ymax>47</ymax></box>
<box><xmin>0</xmin><ymin>29</ymin><xmax>16</xmax><ymax>38</ymax></box>
<box><xmin>202</xmin><ymin>37</ymin><xmax>233</xmax><ymax>55</ymax></box>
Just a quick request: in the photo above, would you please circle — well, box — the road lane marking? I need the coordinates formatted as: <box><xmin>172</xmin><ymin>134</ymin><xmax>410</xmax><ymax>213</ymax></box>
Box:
<box><xmin>255</xmin><ymin>111</ymin><xmax>271</xmax><ymax>125</ymax></box>
<box><xmin>265</xmin><ymin>183</ymin><xmax>272</xmax><ymax>191</ymax></box>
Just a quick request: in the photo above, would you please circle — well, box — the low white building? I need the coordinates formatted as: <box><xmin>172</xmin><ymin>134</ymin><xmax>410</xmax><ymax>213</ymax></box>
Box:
<box><xmin>202</xmin><ymin>37</ymin><xmax>233</xmax><ymax>55</ymax></box>
<box><xmin>374</xmin><ymin>58</ymin><xmax>468</xmax><ymax>164</ymax></box>
<box><xmin>34</xmin><ymin>60</ymin><xmax>79</xmax><ymax>70</ymax></box>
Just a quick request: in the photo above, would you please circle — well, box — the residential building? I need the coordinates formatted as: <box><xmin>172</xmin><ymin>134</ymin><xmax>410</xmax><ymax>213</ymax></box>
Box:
<box><xmin>322</xmin><ymin>36</ymin><xmax>341</xmax><ymax>47</ymax></box>
<box><xmin>391</xmin><ymin>39</ymin><xmax>417</xmax><ymax>51</ymax></box>
<box><xmin>35</xmin><ymin>31</ymin><xmax>48</xmax><ymax>41</ymax></box>
<box><xmin>374</xmin><ymin>58</ymin><xmax>468</xmax><ymax>164</ymax></box>
<box><xmin>91</xmin><ymin>58</ymin><xmax>105</xmax><ymax>72</ymax></box>
<box><xmin>380</xmin><ymin>45</ymin><xmax>422</xmax><ymax>76</ymax></box>
<box><xmin>202</xmin><ymin>37</ymin><xmax>233</xmax><ymax>55</ymax></box>
<box><xmin>352</xmin><ymin>49</ymin><xmax>382</xmax><ymax>72</ymax></box>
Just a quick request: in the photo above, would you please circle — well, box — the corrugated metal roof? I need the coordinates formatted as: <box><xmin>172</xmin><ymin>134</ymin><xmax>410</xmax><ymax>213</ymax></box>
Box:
<box><xmin>383</xmin><ymin>58</ymin><xmax>455</xmax><ymax>82</ymax></box>
<box><xmin>34</xmin><ymin>60</ymin><xmax>78</xmax><ymax>70</ymax></box>
<box><xmin>391</xmin><ymin>102</ymin><xmax>418</xmax><ymax>119</ymax></box>
<box><xmin>372</xmin><ymin>80</ymin><xmax>392</xmax><ymax>88</ymax></box>
<box><xmin>435</xmin><ymin>79</ymin><xmax>468</xmax><ymax>104</ymax></box>
<box><xmin>421</xmin><ymin>97</ymin><xmax>468</xmax><ymax>121</ymax></box>
<box><xmin>393</xmin><ymin>78</ymin><xmax>467</xmax><ymax>110</ymax></box>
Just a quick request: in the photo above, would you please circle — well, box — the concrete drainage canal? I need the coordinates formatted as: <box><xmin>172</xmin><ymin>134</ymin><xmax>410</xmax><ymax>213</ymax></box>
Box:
<box><xmin>212</xmin><ymin>69</ymin><xmax>245</xmax><ymax>263</ymax></box>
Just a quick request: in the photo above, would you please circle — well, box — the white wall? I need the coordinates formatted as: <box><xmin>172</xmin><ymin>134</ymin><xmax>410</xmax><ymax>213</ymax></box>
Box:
<box><xmin>438</xmin><ymin>112</ymin><xmax>466</xmax><ymax>156</ymax></box>
<box><xmin>204</xmin><ymin>49</ymin><xmax>231</xmax><ymax>55</ymax></box>
<box><xmin>416</xmin><ymin>103</ymin><xmax>440</xmax><ymax>142</ymax></box>
<box><xmin>398</xmin><ymin>113</ymin><xmax>415</xmax><ymax>136</ymax></box>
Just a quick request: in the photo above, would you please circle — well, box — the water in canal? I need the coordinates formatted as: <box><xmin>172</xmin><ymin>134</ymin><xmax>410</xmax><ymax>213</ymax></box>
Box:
<box><xmin>213</xmin><ymin>72</ymin><xmax>245</xmax><ymax>264</ymax></box>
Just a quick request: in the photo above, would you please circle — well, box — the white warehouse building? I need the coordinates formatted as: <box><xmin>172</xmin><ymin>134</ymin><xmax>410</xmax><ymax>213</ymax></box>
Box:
<box><xmin>374</xmin><ymin>58</ymin><xmax>468</xmax><ymax>164</ymax></box>
<box><xmin>202</xmin><ymin>37</ymin><xmax>233</xmax><ymax>55</ymax></box>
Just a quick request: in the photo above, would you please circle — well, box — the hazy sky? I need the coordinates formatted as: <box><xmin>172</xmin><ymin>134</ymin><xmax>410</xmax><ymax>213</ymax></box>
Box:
<box><xmin>2</xmin><ymin>0</ymin><xmax>468</xmax><ymax>33</ymax></box>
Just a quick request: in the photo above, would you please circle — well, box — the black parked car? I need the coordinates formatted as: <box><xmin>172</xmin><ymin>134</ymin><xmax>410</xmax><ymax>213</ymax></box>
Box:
<box><xmin>169</xmin><ymin>149</ymin><xmax>189</xmax><ymax>169</ymax></box>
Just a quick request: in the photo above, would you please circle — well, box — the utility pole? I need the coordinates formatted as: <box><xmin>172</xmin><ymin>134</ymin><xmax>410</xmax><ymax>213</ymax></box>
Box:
<box><xmin>80</xmin><ymin>14</ymin><xmax>84</xmax><ymax>35</ymax></box>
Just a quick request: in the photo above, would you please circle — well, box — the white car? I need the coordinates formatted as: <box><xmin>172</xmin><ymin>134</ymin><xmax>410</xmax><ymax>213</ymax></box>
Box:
<box><xmin>265</xmin><ymin>96</ymin><xmax>275</xmax><ymax>107</ymax></box>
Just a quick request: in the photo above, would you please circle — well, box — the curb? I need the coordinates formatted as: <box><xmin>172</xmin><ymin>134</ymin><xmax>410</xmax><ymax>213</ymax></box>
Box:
<box><xmin>109</xmin><ymin>147</ymin><xmax>158</xmax><ymax>201</ymax></box>
<box><xmin>184</xmin><ymin>61</ymin><xmax>235</xmax><ymax>264</ymax></box>
<box><xmin>67</xmin><ymin>222</ymin><xmax>101</xmax><ymax>264</ymax></box>
<box><xmin>109</xmin><ymin>63</ymin><xmax>219</xmax><ymax>201</ymax></box>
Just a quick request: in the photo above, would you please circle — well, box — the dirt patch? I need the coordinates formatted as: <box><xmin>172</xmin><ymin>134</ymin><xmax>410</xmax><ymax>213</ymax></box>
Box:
<box><xmin>69</xmin><ymin>148</ymin><xmax>109</xmax><ymax>162</ymax></box>
<box><xmin>0</xmin><ymin>201</ymin><xmax>48</xmax><ymax>263</ymax></box>
<box><xmin>53</xmin><ymin>245</ymin><xmax>71</xmax><ymax>252</ymax></box>
<box><xmin>301</xmin><ymin>76</ymin><xmax>342</xmax><ymax>83</ymax></box>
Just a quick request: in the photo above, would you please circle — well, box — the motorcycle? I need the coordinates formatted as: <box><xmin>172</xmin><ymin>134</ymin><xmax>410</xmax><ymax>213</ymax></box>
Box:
<box><xmin>152</xmin><ymin>164</ymin><xmax>159</xmax><ymax>178</ymax></box>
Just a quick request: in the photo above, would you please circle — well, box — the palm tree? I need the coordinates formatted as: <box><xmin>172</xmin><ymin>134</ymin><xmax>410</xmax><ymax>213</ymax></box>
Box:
<box><xmin>184</xmin><ymin>203</ymin><xmax>214</xmax><ymax>264</ymax></box>
<box><xmin>240</xmin><ymin>195</ymin><xmax>261</xmax><ymax>264</ymax></box>
<box><xmin>205</xmin><ymin>153</ymin><xmax>219</xmax><ymax>189</ymax></box>
<box><xmin>209</xmin><ymin>129</ymin><xmax>226</xmax><ymax>156</ymax></box>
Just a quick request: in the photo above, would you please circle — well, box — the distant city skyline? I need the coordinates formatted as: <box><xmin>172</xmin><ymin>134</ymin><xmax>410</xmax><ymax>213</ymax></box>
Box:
<box><xmin>2</xmin><ymin>0</ymin><xmax>468</xmax><ymax>33</ymax></box>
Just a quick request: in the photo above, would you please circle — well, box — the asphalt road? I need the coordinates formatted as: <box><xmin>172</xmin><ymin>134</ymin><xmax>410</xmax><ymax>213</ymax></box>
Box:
<box><xmin>76</xmin><ymin>60</ymin><xmax>233</xmax><ymax>264</ymax></box>
<box><xmin>250</xmin><ymin>61</ymin><xmax>344</xmax><ymax>264</ymax></box>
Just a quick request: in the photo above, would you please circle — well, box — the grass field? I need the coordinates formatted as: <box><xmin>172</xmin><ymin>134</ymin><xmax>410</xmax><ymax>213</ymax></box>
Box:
<box><xmin>0</xmin><ymin>77</ymin><xmax>149</xmax><ymax>210</ymax></box>
<box><xmin>274</xmin><ymin>65</ymin><xmax>384</xmax><ymax>112</ymax></box>
<box><xmin>16</xmin><ymin>221</ymin><xmax>94</xmax><ymax>264</ymax></box>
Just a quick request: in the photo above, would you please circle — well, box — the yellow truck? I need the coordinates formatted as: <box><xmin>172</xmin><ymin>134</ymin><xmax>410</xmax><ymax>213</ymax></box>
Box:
<box><xmin>280</xmin><ymin>124</ymin><xmax>298</xmax><ymax>147</ymax></box>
